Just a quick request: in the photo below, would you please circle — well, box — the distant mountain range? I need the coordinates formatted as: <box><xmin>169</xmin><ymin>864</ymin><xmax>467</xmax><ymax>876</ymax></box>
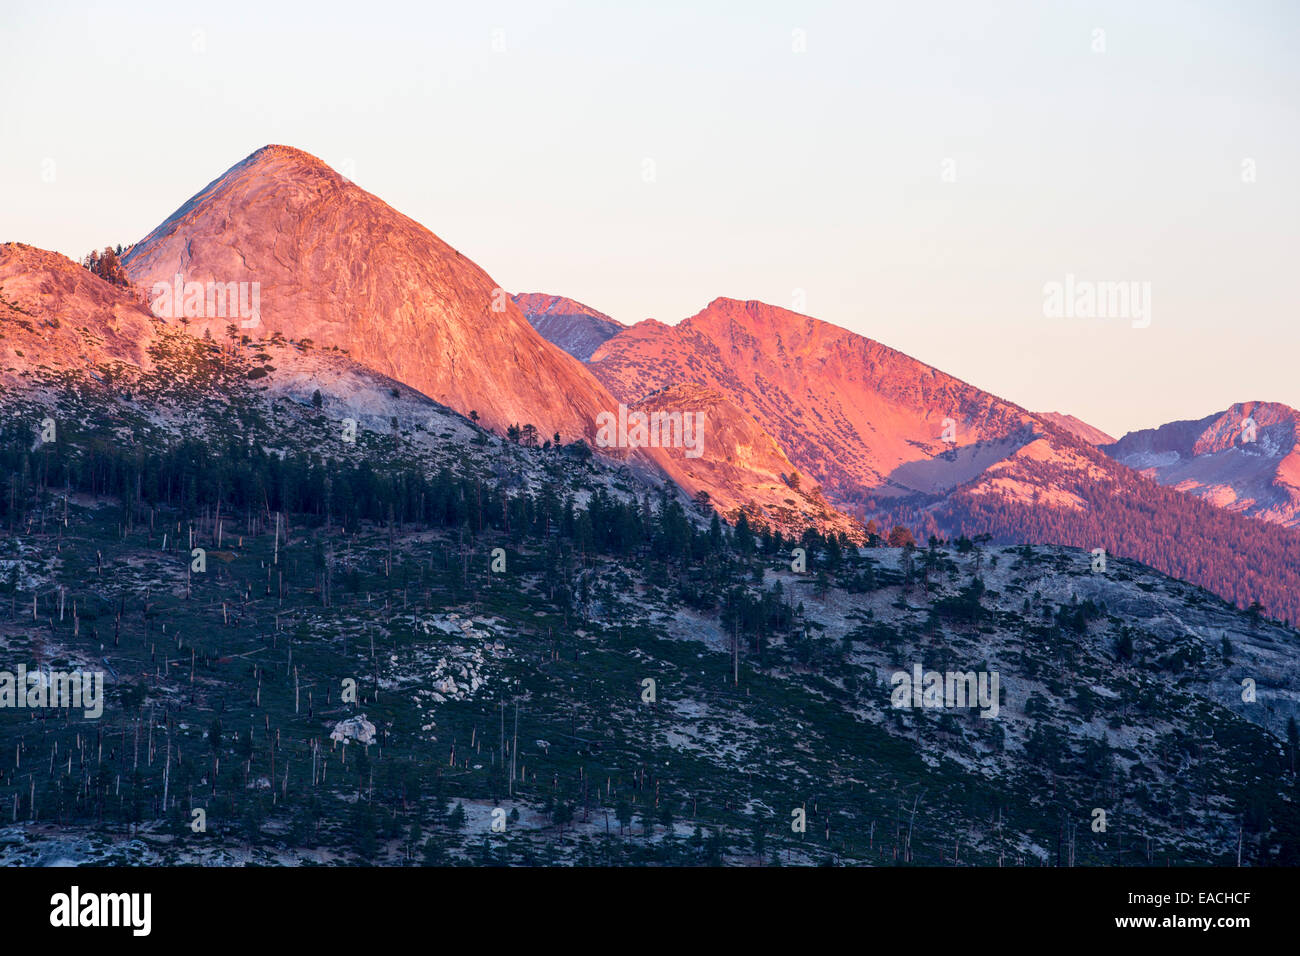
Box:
<box><xmin>585</xmin><ymin>296</ymin><xmax>1049</xmax><ymax>506</ymax></box>
<box><xmin>529</xmin><ymin>296</ymin><xmax>1300</xmax><ymax>623</ymax></box>
<box><xmin>1104</xmin><ymin>402</ymin><xmax>1300</xmax><ymax>529</ymax></box>
<box><xmin>512</xmin><ymin>293</ymin><xmax>623</xmax><ymax>361</ymax></box>
<box><xmin>4</xmin><ymin>145</ymin><xmax>1299</xmax><ymax>623</ymax></box>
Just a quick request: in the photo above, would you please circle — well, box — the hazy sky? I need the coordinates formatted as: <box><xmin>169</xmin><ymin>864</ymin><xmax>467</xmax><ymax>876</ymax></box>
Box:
<box><xmin>3</xmin><ymin>0</ymin><xmax>1297</xmax><ymax>437</ymax></box>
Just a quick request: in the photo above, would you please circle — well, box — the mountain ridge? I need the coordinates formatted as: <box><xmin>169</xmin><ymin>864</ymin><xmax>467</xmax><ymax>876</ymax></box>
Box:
<box><xmin>580</xmin><ymin>294</ymin><xmax>1300</xmax><ymax>623</ymax></box>
<box><xmin>513</xmin><ymin>292</ymin><xmax>624</xmax><ymax>361</ymax></box>
<box><xmin>588</xmin><ymin>296</ymin><xmax>1047</xmax><ymax>505</ymax></box>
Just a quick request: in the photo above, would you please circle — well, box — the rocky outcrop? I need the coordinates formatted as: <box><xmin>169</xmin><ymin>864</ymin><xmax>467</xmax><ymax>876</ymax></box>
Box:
<box><xmin>330</xmin><ymin>714</ymin><xmax>376</xmax><ymax>746</ymax></box>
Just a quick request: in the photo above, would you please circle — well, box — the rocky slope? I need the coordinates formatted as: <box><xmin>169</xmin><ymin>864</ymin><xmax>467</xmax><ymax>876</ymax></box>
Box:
<box><xmin>0</xmin><ymin>243</ymin><xmax>158</xmax><ymax>386</ymax></box>
<box><xmin>625</xmin><ymin>383</ymin><xmax>863</xmax><ymax>541</ymax></box>
<box><xmin>1104</xmin><ymin>402</ymin><xmax>1300</xmax><ymax>529</ymax></box>
<box><xmin>589</xmin><ymin>297</ymin><xmax>1074</xmax><ymax>507</ymax></box>
<box><xmin>113</xmin><ymin>151</ymin><xmax>867</xmax><ymax>538</ymax></box>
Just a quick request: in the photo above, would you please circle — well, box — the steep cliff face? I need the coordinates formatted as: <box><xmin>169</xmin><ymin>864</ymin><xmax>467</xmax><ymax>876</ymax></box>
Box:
<box><xmin>121</xmin><ymin>145</ymin><xmax>620</xmax><ymax>444</ymax></box>
<box><xmin>1105</xmin><ymin>402</ymin><xmax>1300</xmax><ymax>528</ymax></box>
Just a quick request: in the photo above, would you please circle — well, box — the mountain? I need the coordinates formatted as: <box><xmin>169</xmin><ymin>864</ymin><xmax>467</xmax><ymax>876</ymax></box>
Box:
<box><xmin>513</xmin><ymin>293</ymin><xmax>624</xmax><ymax>361</ymax></box>
<box><xmin>1103</xmin><ymin>402</ymin><xmax>1300</xmax><ymax>529</ymax></box>
<box><xmin>1036</xmin><ymin>411</ymin><xmax>1114</xmax><ymax>446</ymax></box>
<box><xmin>5</xmin><ymin>265</ymin><xmax>1299</xmax><ymax>867</ymax></box>
<box><xmin>586</xmin><ymin>297</ymin><xmax>1300</xmax><ymax>624</ymax></box>
<box><xmin>589</xmin><ymin>297</ymin><xmax>1055</xmax><ymax>507</ymax></box>
<box><xmin>120</xmin><ymin>145</ymin><xmax>619</xmax><ymax>445</ymax></box>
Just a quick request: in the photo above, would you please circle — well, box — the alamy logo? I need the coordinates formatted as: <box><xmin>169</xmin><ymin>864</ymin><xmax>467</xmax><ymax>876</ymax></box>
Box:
<box><xmin>1043</xmin><ymin>274</ymin><xmax>1151</xmax><ymax>328</ymax></box>
<box><xmin>150</xmin><ymin>273</ymin><xmax>261</xmax><ymax>328</ymax></box>
<box><xmin>50</xmin><ymin>886</ymin><xmax>151</xmax><ymax>936</ymax></box>
<box><xmin>890</xmin><ymin>664</ymin><xmax>999</xmax><ymax>718</ymax></box>
<box><xmin>0</xmin><ymin>665</ymin><xmax>104</xmax><ymax>718</ymax></box>
<box><xmin>595</xmin><ymin>404</ymin><xmax>705</xmax><ymax>458</ymax></box>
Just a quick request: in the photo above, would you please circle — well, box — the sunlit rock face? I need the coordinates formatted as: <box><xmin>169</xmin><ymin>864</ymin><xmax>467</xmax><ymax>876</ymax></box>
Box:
<box><xmin>123</xmin><ymin>145</ymin><xmax>621</xmax><ymax>445</ymax></box>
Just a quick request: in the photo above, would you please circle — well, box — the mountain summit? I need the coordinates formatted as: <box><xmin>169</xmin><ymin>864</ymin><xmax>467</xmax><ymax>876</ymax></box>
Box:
<box><xmin>122</xmin><ymin>146</ymin><xmax>617</xmax><ymax>442</ymax></box>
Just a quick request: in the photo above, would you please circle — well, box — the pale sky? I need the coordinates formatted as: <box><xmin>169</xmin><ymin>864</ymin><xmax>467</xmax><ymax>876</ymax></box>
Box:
<box><xmin>3</xmin><ymin>0</ymin><xmax>1297</xmax><ymax>437</ymax></box>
